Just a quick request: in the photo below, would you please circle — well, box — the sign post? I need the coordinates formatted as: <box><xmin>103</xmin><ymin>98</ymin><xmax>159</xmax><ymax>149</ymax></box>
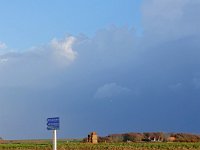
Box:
<box><xmin>53</xmin><ymin>130</ymin><xmax>57</xmax><ymax>150</ymax></box>
<box><xmin>47</xmin><ymin>117</ymin><xmax>59</xmax><ymax>150</ymax></box>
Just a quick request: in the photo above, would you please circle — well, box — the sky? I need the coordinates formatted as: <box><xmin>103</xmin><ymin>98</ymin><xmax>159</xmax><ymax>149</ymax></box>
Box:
<box><xmin>0</xmin><ymin>0</ymin><xmax>200</xmax><ymax>140</ymax></box>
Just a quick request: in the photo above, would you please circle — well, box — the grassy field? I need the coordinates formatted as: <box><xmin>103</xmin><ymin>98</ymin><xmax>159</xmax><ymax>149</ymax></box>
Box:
<box><xmin>1</xmin><ymin>140</ymin><xmax>200</xmax><ymax>150</ymax></box>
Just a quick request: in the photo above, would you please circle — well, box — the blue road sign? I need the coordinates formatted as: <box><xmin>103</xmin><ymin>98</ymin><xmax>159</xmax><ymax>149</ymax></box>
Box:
<box><xmin>47</xmin><ymin>117</ymin><xmax>59</xmax><ymax>130</ymax></box>
<box><xmin>47</xmin><ymin>122</ymin><xmax>59</xmax><ymax>126</ymax></box>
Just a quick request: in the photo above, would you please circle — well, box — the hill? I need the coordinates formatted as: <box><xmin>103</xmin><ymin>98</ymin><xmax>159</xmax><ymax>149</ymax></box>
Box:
<box><xmin>97</xmin><ymin>132</ymin><xmax>200</xmax><ymax>143</ymax></box>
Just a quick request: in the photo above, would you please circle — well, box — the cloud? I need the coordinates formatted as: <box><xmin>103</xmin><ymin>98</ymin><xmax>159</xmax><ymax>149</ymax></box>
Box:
<box><xmin>142</xmin><ymin>0</ymin><xmax>200</xmax><ymax>42</ymax></box>
<box><xmin>193</xmin><ymin>77</ymin><xmax>200</xmax><ymax>89</ymax></box>
<box><xmin>0</xmin><ymin>41</ymin><xmax>7</xmax><ymax>49</ymax></box>
<box><xmin>0</xmin><ymin>41</ymin><xmax>7</xmax><ymax>54</ymax></box>
<box><xmin>0</xmin><ymin>42</ymin><xmax>6</xmax><ymax>50</ymax></box>
<box><xmin>0</xmin><ymin>58</ymin><xmax>8</xmax><ymax>64</ymax></box>
<box><xmin>51</xmin><ymin>36</ymin><xmax>77</xmax><ymax>64</ymax></box>
<box><xmin>94</xmin><ymin>83</ymin><xmax>131</xmax><ymax>99</ymax></box>
<box><xmin>1</xmin><ymin>0</ymin><xmax>200</xmax><ymax>139</ymax></box>
<box><xmin>169</xmin><ymin>83</ymin><xmax>183</xmax><ymax>91</ymax></box>
<box><xmin>0</xmin><ymin>36</ymin><xmax>78</xmax><ymax>88</ymax></box>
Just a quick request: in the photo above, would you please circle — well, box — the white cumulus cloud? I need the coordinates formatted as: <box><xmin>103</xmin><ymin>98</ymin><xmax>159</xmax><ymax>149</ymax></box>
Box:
<box><xmin>94</xmin><ymin>82</ymin><xmax>131</xmax><ymax>99</ymax></box>
<box><xmin>0</xmin><ymin>36</ymin><xmax>78</xmax><ymax>87</ymax></box>
<box><xmin>51</xmin><ymin>36</ymin><xmax>77</xmax><ymax>64</ymax></box>
<box><xmin>0</xmin><ymin>41</ymin><xmax>7</xmax><ymax>49</ymax></box>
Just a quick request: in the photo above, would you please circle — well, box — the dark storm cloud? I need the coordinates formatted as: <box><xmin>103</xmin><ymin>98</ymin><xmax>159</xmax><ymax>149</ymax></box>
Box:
<box><xmin>1</xmin><ymin>0</ymin><xmax>200</xmax><ymax>139</ymax></box>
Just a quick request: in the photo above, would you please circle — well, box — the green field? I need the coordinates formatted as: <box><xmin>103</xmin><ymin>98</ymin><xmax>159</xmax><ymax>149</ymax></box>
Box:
<box><xmin>1</xmin><ymin>140</ymin><xmax>200</xmax><ymax>150</ymax></box>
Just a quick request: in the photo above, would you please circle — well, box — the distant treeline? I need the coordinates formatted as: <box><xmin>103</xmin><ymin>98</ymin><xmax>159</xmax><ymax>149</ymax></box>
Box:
<box><xmin>95</xmin><ymin>132</ymin><xmax>200</xmax><ymax>143</ymax></box>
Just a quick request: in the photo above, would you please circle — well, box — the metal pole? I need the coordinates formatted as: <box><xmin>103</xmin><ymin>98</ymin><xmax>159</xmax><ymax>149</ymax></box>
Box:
<box><xmin>53</xmin><ymin>130</ymin><xmax>57</xmax><ymax>150</ymax></box>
